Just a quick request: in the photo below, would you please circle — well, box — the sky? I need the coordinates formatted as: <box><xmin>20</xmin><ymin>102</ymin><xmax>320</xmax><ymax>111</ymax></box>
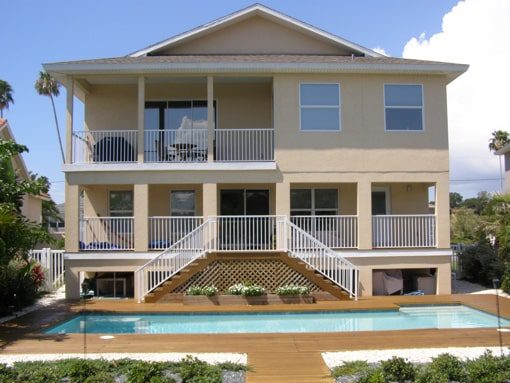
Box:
<box><xmin>1</xmin><ymin>0</ymin><xmax>507</xmax><ymax>203</ymax></box>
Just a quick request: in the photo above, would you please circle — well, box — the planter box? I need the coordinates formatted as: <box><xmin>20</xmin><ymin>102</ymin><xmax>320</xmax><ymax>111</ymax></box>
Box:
<box><xmin>183</xmin><ymin>294</ymin><xmax>315</xmax><ymax>306</ymax></box>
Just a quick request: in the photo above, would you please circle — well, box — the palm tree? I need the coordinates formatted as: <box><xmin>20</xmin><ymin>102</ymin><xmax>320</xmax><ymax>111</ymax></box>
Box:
<box><xmin>489</xmin><ymin>130</ymin><xmax>510</xmax><ymax>152</ymax></box>
<box><xmin>35</xmin><ymin>71</ymin><xmax>65</xmax><ymax>162</ymax></box>
<box><xmin>0</xmin><ymin>80</ymin><xmax>14</xmax><ymax>118</ymax></box>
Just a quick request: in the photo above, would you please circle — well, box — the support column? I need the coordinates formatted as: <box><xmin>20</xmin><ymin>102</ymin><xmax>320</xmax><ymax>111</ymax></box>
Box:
<box><xmin>275</xmin><ymin>180</ymin><xmax>290</xmax><ymax>250</ymax></box>
<box><xmin>64</xmin><ymin>182</ymin><xmax>80</xmax><ymax>253</ymax></box>
<box><xmin>203</xmin><ymin>183</ymin><xmax>217</xmax><ymax>218</ymax></box>
<box><xmin>358</xmin><ymin>266</ymin><xmax>372</xmax><ymax>297</ymax></box>
<box><xmin>275</xmin><ymin>181</ymin><xmax>290</xmax><ymax>217</ymax></box>
<box><xmin>134</xmin><ymin>184</ymin><xmax>149</xmax><ymax>252</ymax></box>
<box><xmin>65</xmin><ymin>266</ymin><xmax>80</xmax><ymax>299</ymax></box>
<box><xmin>357</xmin><ymin>179</ymin><xmax>372</xmax><ymax>250</ymax></box>
<box><xmin>207</xmin><ymin>76</ymin><xmax>214</xmax><ymax>162</ymax></box>
<box><xmin>137</xmin><ymin>76</ymin><xmax>145</xmax><ymax>163</ymax></box>
<box><xmin>65</xmin><ymin>76</ymin><xmax>74</xmax><ymax>164</ymax></box>
<box><xmin>435</xmin><ymin>175</ymin><xmax>450</xmax><ymax>249</ymax></box>
<box><xmin>436</xmin><ymin>259</ymin><xmax>452</xmax><ymax>294</ymax></box>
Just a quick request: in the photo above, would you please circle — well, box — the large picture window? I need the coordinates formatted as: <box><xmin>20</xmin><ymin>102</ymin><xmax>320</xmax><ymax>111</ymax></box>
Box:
<box><xmin>300</xmin><ymin>84</ymin><xmax>341</xmax><ymax>131</ymax></box>
<box><xmin>145</xmin><ymin>100</ymin><xmax>216</xmax><ymax>131</ymax></box>
<box><xmin>109</xmin><ymin>191</ymin><xmax>133</xmax><ymax>217</ymax></box>
<box><xmin>171</xmin><ymin>191</ymin><xmax>196</xmax><ymax>217</ymax></box>
<box><xmin>384</xmin><ymin>84</ymin><xmax>424</xmax><ymax>131</ymax></box>
<box><xmin>291</xmin><ymin>189</ymin><xmax>338</xmax><ymax>216</ymax></box>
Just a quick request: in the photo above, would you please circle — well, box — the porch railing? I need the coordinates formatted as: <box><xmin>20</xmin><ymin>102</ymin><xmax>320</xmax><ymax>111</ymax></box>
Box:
<box><xmin>210</xmin><ymin>215</ymin><xmax>284</xmax><ymax>251</ymax></box>
<box><xmin>215</xmin><ymin>129</ymin><xmax>274</xmax><ymax>161</ymax></box>
<box><xmin>144</xmin><ymin>129</ymin><xmax>208</xmax><ymax>163</ymax></box>
<box><xmin>29</xmin><ymin>248</ymin><xmax>65</xmax><ymax>291</ymax></box>
<box><xmin>80</xmin><ymin>217</ymin><xmax>134</xmax><ymax>250</ymax></box>
<box><xmin>72</xmin><ymin>130</ymin><xmax>138</xmax><ymax>163</ymax></box>
<box><xmin>149</xmin><ymin>216</ymin><xmax>203</xmax><ymax>250</ymax></box>
<box><xmin>135</xmin><ymin>220</ymin><xmax>209</xmax><ymax>301</ymax></box>
<box><xmin>290</xmin><ymin>216</ymin><xmax>358</xmax><ymax>248</ymax></box>
<box><xmin>286</xmin><ymin>221</ymin><xmax>359</xmax><ymax>298</ymax></box>
<box><xmin>372</xmin><ymin>214</ymin><xmax>436</xmax><ymax>248</ymax></box>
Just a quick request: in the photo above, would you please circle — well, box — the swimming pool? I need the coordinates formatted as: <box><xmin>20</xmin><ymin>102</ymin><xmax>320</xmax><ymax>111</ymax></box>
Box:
<box><xmin>46</xmin><ymin>305</ymin><xmax>510</xmax><ymax>335</ymax></box>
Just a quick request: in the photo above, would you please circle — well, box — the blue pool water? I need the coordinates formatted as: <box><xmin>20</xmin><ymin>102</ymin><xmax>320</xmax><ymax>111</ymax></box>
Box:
<box><xmin>46</xmin><ymin>305</ymin><xmax>510</xmax><ymax>335</ymax></box>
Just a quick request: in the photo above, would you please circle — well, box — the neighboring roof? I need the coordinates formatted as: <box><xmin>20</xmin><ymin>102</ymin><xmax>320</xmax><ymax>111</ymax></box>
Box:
<box><xmin>495</xmin><ymin>143</ymin><xmax>510</xmax><ymax>155</ymax></box>
<box><xmin>44</xmin><ymin>54</ymin><xmax>468</xmax><ymax>82</ymax></box>
<box><xmin>129</xmin><ymin>4</ymin><xmax>382</xmax><ymax>58</ymax></box>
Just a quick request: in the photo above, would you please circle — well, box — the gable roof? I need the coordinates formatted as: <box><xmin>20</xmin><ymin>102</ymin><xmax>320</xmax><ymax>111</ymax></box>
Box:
<box><xmin>129</xmin><ymin>3</ymin><xmax>382</xmax><ymax>58</ymax></box>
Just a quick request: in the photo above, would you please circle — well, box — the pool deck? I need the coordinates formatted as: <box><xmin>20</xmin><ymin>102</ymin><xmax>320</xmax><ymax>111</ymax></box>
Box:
<box><xmin>1</xmin><ymin>294</ymin><xmax>510</xmax><ymax>382</ymax></box>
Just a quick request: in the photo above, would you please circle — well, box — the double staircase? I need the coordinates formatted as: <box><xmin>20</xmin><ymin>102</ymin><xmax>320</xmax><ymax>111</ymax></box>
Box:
<box><xmin>134</xmin><ymin>216</ymin><xmax>359</xmax><ymax>302</ymax></box>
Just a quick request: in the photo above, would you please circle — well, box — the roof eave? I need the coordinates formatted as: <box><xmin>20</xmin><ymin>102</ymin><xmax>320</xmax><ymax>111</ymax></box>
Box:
<box><xmin>44</xmin><ymin>62</ymin><xmax>469</xmax><ymax>79</ymax></box>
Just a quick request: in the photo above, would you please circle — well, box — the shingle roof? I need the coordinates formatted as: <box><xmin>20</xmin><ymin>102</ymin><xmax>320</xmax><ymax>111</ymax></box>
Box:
<box><xmin>48</xmin><ymin>54</ymin><xmax>458</xmax><ymax>67</ymax></box>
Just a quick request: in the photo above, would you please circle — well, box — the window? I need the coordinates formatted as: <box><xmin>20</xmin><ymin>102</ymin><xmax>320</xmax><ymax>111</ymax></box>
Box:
<box><xmin>171</xmin><ymin>191</ymin><xmax>196</xmax><ymax>217</ymax></box>
<box><xmin>384</xmin><ymin>84</ymin><xmax>424</xmax><ymax>131</ymax></box>
<box><xmin>145</xmin><ymin>100</ymin><xmax>216</xmax><ymax>131</ymax></box>
<box><xmin>291</xmin><ymin>189</ymin><xmax>338</xmax><ymax>216</ymax></box>
<box><xmin>109</xmin><ymin>191</ymin><xmax>133</xmax><ymax>217</ymax></box>
<box><xmin>300</xmin><ymin>84</ymin><xmax>340</xmax><ymax>131</ymax></box>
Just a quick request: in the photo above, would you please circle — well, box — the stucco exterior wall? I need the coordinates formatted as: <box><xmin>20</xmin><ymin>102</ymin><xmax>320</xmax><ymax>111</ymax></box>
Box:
<box><xmin>160</xmin><ymin>16</ymin><xmax>349</xmax><ymax>55</ymax></box>
<box><xmin>20</xmin><ymin>195</ymin><xmax>43</xmax><ymax>223</ymax></box>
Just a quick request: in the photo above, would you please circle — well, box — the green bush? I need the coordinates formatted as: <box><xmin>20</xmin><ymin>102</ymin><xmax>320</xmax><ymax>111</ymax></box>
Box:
<box><xmin>429</xmin><ymin>353</ymin><xmax>466</xmax><ymax>381</ymax></box>
<box><xmin>380</xmin><ymin>357</ymin><xmax>416</xmax><ymax>382</ymax></box>
<box><xmin>356</xmin><ymin>367</ymin><xmax>386</xmax><ymax>383</ymax></box>
<box><xmin>178</xmin><ymin>356</ymin><xmax>222</xmax><ymax>383</ymax></box>
<box><xmin>465</xmin><ymin>351</ymin><xmax>510</xmax><ymax>383</ymax></box>
<box><xmin>0</xmin><ymin>364</ymin><xmax>16</xmax><ymax>383</ymax></box>
<box><xmin>461</xmin><ymin>241</ymin><xmax>503</xmax><ymax>286</ymax></box>
<box><xmin>227</xmin><ymin>282</ymin><xmax>265</xmax><ymax>296</ymax></box>
<box><xmin>415</xmin><ymin>367</ymin><xmax>448</xmax><ymax>383</ymax></box>
<box><xmin>501</xmin><ymin>262</ymin><xmax>510</xmax><ymax>293</ymax></box>
<box><xmin>275</xmin><ymin>284</ymin><xmax>310</xmax><ymax>296</ymax></box>
<box><xmin>331</xmin><ymin>360</ymin><xmax>369</xmax><ymax>378</ymax></box>
<box><xmin>126</xmin><ymin>361</ymin><xmax>170</xmax><ymax>383</ymax></box>
<box><xmin>0</xmin><ymin>260</ymin><xmax>42</xmax><ymax>313</ymax></box>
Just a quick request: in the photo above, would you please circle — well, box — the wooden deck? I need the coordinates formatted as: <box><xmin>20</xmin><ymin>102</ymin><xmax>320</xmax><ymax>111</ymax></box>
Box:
<box><xmin>1</xmin><ymin>294</ymin><xmax>510</xmax><ymax>382</ymax></box>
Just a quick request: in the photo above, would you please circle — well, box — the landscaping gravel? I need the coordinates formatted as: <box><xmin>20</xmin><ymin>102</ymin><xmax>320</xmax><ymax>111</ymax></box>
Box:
<box><xmin>0</xmin><ymin>352</ymin><xmax>247</xmax><ymax>366</ymax></box>
<box><xmin>323</xmin><ymin>346</ymin><xmax>510</xmax><ymax>368</ymax></box>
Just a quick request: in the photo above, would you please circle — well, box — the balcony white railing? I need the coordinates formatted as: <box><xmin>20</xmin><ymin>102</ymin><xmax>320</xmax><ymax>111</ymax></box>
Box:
<box><xmin>210</xmin><ymin>215</ymin><xmax>284</xmax><ymax>251</ymax></box>
<box><xmin>286</xmin><ymin>221</ymin><xmax>359</xmax><ymax>298</ymax></box>
<box><xmin>79</xmin><ymin>217</ymin><xmax>134</xmax><ymax>250</ymax></box>
<box><xmin>215</xmin><ymin>129</ymin><xmax>274</xmax><ymax>161</ymax></box>
<box><xmin>144</xmin><ymin>129</ymin><xmax>208</xmax><ymax>163</ymax></box>
<box><xmin>149</xmin><ymin>216</ymin><xmax>203</xmax><ymax>250</ymax></box>
<box><xmin>72</xmin><ymin>130</ymin><xmax>138</xmax><ymax>163</ymax></box>
<box><xmin>290</xmin><ymin>216</ymin><xmax>358</xmax><ymax>248</ymax></box>
<box><xmin>135</xmin><ymin>220</ymin><xmax>209</xmax><ymax>301</ymax></box>
<box><xmin>372</xmin><ymin>215</ymin><xmax>436</xmax><ymax>248</ymax></box>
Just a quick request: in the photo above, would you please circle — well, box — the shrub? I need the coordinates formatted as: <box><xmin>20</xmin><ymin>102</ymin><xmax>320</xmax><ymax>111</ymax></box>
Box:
<box><xmin>501</xmin><ymin>262</ymin><xmax>510</xmax><ymax>293</ymax></box>
<box><xmin>227</xmin><ymin>282</ymin><xmax>265</xmax><ymax>296</ymax></box>
<box><xmin>461</xmin><ymin>241</ymin><xmax>503</xmax><ymax>286</ymax></box>
<box><xmin>185</xmin><ymin>285</ymin><xmax>218</xmax><ymax>296</ymax></box>
<box><xmin>429</xmin><ymin>353</ymin><xmax>465</xmax><ymax>381</ymax></box>
<box><xmin>415</xmin><ymin>366</ymin><xmax>448</xmax><ymax>383</ymax></box>
<box><xmin>330</xmin><ymin>360</ymin><xmax>368</xmax><ymax>378</ymax></box>
<box><xmin>356</xmin><ymin>367</ymin><xmax>386</xmax><ymax>383</ymax></box>
<box><xmin>178</xmin><ymin>356</ymin><xmax>222</xmax><ymax>383</ymax></box>
<box><xmin>0</xmin><ymin>364</ymin><xmax>15</xmax><ymax>383</ymax></box>
<box><xmin>276</xmin><ymin>284</ymin><xmax>310</xmax><ymax>296</ymax></box>
<box><xmin>465</xmin><ymin>350</ymin><xmax>510</xmax><ymax>383</ymax></box>
<box><xmin>0</xmin><ymin>260</ymin><xmax>42</xmax><ymax>314</ymax></box>
<box><xmin>186</xmin><ymin>285</ymin><xmax>204</xmax><ymax>296</ymax></box>
<box><xmin>126</xmin><ymin>361</ymin><xmax>169</xmax><ymax>383</ymax></box>
<box><xmin>380</xmin><ymin>356</ymin><xmax>416</xmax><ymax>382</ymax></box>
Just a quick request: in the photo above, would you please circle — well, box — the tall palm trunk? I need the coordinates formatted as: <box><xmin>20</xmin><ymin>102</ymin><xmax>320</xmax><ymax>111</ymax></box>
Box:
<box><xmin>49</xmin><ymin>94</ymin><xmax>65</xmax><ymax>162</ymax></box>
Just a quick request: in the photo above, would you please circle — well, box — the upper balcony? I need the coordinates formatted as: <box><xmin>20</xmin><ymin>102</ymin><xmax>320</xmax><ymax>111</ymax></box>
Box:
<box><xmin>71</xmin><ymin>128</ymin><xmax>274</xmax><ymax>164</ymax></box>
<box><xmin>65</xmin><ymin>76</ymin><xmax>275</xmax><ymax>169</ymax></box>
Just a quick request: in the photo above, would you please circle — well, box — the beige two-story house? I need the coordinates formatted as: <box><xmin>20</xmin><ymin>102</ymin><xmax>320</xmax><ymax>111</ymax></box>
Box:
<box><xmin>45</xmin><ymin>4</ymin><xmax>467</xmax><ymax>301</ymax></box>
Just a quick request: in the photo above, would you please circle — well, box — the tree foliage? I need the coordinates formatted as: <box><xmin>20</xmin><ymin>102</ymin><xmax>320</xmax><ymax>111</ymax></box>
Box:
<box><xmin>489</xmin><ymin>130</ymin><xmax>510</xmax><ymax>152</ymax></box>
<box><xmin>449</xmin><ymin>192</ymin><xmax>463</xmax><ymax>209</ymax></box>
<box><xmin>0</xmin><ymin>79</ymin><xmax>14</xmax><ymax>118</ymax></box>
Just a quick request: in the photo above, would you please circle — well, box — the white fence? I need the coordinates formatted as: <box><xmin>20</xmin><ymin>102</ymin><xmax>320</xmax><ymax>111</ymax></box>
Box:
<box><xmin>215</xmin><ymin>129</ymin><xmax>274</xmax><ymax>161</ymax></box>
<box><xmin>149</xmin><ymin>216</ymin><xmax>203</xmax><ymax>250</ymax></box>
<box><xmin>144</xmin><ymin>129</ymin><xmax>208</xmax><ymax>163</ymax></box>
<box><xmin>290</xmin><ymin>216</ymin><xmax>358</xmax><ymax>248</ymax></box>
<box><xmin>287</xmin><ymin>221</ymin><xmax>359</xmax><ymax>298</ymax></box>
<box><xmin>29</xmin><ymin>248</ymin><xmax>65</xmax><ymax>291</ymax></box>
<box><xmin>372</xmin><ymin>215</ymin><xmax>436</xmax><ymax>248</ymax></box>
<box><xmin>72</xmin><ymin>130</ymin><xmax>138</xmax><ymax>163</ymax></box>
<box><xmin>80</xmin><ymin>217</ymin><xmax>134</xmax><ymax>250</ymax></box>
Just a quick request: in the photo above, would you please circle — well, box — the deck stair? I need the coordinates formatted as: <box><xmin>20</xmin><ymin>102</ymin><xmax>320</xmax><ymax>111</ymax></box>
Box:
<box><xmin>135</xmin><ymin>217</ymin><xmax>359</xmax><ymax>302</ymax></box>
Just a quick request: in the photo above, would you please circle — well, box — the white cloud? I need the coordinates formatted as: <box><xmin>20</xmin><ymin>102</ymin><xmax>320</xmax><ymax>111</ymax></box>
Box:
<box><xmin>402</xmin><ymin>0</ymin><xmax>510</xmax><ymax>197</ymax></box>
<box><xmin>372</xmin><ymin>46</ymin><xmax>388</xmax><ymax>56</ymax></box>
